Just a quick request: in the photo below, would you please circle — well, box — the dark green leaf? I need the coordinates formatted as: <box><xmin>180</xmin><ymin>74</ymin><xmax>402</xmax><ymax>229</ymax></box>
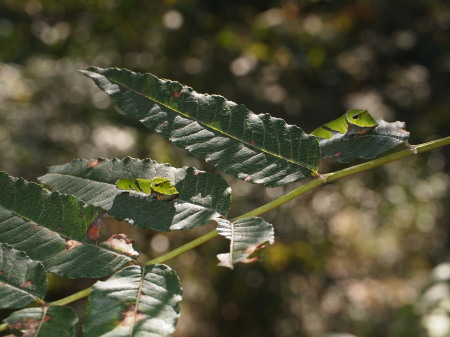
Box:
<box><xmin>39</xmin><ymin>157</ymin><xmax>231</xmax><ymax>231</ymax></box>
<box><xmin>80</xmin><ymin>67</ymin><xmax>321</xmax><ymax>187</ymax></box>
<box><xmin>216</xmin><ymin>217</ymin><xmax>275</xmax><ymax>269</ymax></box>
<box><xmin>83</xmin><ymin>264</ymin><xmax>182</xmax><ymax>337</ymax></box>
<box><xmin>5</xmin><ymin>306</ymin><xmax>78</xmax><ymax>337</ymax></box>
<box><xmin>0</xmin><ymin>243</ymin><xmax>47</xmax><ymax>309</ymax></box>
<box><xmin>0</xmin><ymin>172</ymin><xmax>133</xmax><ymax>278</ymax></box>
<box><xmin>319</xmin><ymin>120</ymin><xmax>410</xmax><ymax>163</ymax></box>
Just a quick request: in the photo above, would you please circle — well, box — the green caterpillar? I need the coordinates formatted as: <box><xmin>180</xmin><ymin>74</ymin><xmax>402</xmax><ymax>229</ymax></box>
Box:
<box><xmin>116</xmin><ymin>177</ymin><xmax>179</xmax><ymax>201</ymax></box>
<box><xmin>311</xmin><ymin>109</ymin><xmax>378</xmax><ymax>144</ymax></box>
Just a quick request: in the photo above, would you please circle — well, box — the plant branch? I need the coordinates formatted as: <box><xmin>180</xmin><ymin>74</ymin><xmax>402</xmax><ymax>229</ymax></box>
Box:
<box><xmin>48</xmin><ymin>287</ymin><xmax>92</xmax><ymax>307</ymax></box>
<box><xmin>145</xmin><ymin>229</ymin><xmax>219</xmax><ymax>265</ymax></box>
<box><xmin>37</xmin><ymin>136</ymin><xmax>449</xmax><ymax>309</ymax></box>
<box><xmin>0</xmin><ymin>323</ymin><xmax>8</xmax><ymax>333</ymax></box>
<box><xmin>236</xmin><ymin>136</ymin><xmax>450</xmax><ymax>219</ymax></box>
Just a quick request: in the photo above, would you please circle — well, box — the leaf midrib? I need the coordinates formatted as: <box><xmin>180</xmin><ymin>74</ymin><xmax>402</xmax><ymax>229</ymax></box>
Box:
<box><xmin>105</xmin><ymin>73</ymin><xmax>316</xmax><ymax>173</ymax></box>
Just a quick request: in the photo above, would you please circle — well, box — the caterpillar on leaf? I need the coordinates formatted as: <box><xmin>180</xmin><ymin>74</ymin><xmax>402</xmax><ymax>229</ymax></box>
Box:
<box><xmin>116</xmin><ymin>177</ymin><xmax>179</xmax><ymax>201</ymax></box>
<box><xmin>311</xmin><ymin>109</ymin><xmax>378</xmax><ymax>145</ymax></box>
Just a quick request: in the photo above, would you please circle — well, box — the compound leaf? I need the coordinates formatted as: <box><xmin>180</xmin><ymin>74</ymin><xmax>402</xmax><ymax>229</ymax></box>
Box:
<box><xmin>0</xmin><ymin>172</ymin><xmax>133</xmax><ymax>279</ymax></box>
<box><xmin>216</xmin><ymin>217</ymin><xmax>275</xmax><ymax>269</ymax></box>
<box><xmin>0</xmin><ymin>243</ymin><xmax>47</xmax><ymax>309</ymax></box>
<box><xmin>39</xmin><ymin>157</ymin><xmax>231</xmax><ymax>231</ymax></box>
<box><xmin>80</xmin><ymin>67</ymin><xmax>320</xmax><ymax>187</ymax></box>
<box><xmin>4</xmin><ymin>306</ymin><xmax>78</xmax><ymax>337</ymax></box>
<box><xmin>83</xmin><ymin>264</ymin><xmax>182</xmax><ymax>337</ymax></box>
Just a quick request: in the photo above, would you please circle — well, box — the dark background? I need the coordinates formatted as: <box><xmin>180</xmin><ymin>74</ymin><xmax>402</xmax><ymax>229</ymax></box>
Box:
<box><xmin>1</xmin><ymin>1</ymin><xmax>450</xmax><ymax>336</ymax></box>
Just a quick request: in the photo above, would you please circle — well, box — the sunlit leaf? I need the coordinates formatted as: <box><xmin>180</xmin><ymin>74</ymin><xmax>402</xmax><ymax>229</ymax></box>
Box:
<box><xmin>216</xmin><ymin>217</ymin><xmax>275</xmax><ymax>269</ymax></box>
<box><xmin>83</xmin><ymin>264</ymin><xmax>182</xmax><ymax>337</ymax></box>
<box><xmin>39</xmin><ymin>157</ymin><xmax>231</xmax><ymax>231</ymax></box>
<box><xmin>80</xmin><ymin>67</ymin><xmax>321</xmax><ymax>187</ymax></box>
<box><xmin>0</xmin><ymin>243</ymin><xmax>47</xmax><ymax>309</ymax></box>
<box><xmin>4</xmin><ymin>306</ymin><xmax>78</xmax><ymax>337</ymax></box>
<box><xmin>0</xmin><ymin>172</ymin><xmax>133</xmax><ymax>278</ymax></box>
<box><xmin>318</xmin><ymin>120</ymin><xmax>410</xmax><ymax>163</ymax></box>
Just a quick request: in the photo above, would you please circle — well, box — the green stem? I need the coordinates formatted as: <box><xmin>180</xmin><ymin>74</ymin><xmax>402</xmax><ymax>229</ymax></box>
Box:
<box><xmin>48</xmin><ymin>287</ymin><xmax>92</xmax><ymax>307</ymax></box>
<box><xmin>145</xmin><ymin>229</ymin><xmax>219</xmax><ymax>265</ymax></box>
<box><xmin>0</xmin><ymin>323</ymin><xmax>8</xmax><ymax>333</ymax></box>
<box><xmin>41</xmin><ymin>230</ymin><xmax>220</xmax><ymax>312</ymax></box>
<box><xmin>22</xmin><ymin>136</ymin><xmax>448</xmax><ymax>311</ymax></box>
<box><xmin>237</xmin><ymin>136</ymin><xmax>450</xmax><ymax>219</ymax></box>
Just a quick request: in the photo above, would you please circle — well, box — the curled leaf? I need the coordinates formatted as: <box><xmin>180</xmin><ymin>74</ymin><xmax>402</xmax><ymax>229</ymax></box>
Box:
<box><xmin>100</xmin><ymin>234</ymin><xmax>139</xmax><ymax>259</ymax></box>
<box><xmin>216</xmin><ymin>217</ymin><xmax>275</xmax><ymax>269</ymax></box>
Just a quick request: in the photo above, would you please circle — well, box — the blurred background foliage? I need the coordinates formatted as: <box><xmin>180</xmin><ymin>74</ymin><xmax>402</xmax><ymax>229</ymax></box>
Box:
<box><xmin>1</xmin><ymin>0</ymin><xmax>450</xmax><ymax>336</ymax></box>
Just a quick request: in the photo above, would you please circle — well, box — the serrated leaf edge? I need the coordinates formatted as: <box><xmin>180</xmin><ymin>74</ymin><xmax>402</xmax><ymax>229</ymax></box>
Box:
<box><xmin>81</xmin><ymin>68</ymin><xmax>318</xmax><ymax>175</ymax></box>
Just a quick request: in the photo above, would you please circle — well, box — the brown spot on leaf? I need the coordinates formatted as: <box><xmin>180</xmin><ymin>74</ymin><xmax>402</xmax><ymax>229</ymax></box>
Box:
<box><xmin>87</xmin><ymin>224</ymin><xmax>100</xmax><ymax>241</ymax></box>
<box><xmin>9</xmin><ymin>318</ymin><xmax>41</xmax><ymax>333</ymax></box>
<box><xmin>250</xmin><ymin>140</ymin><xmax>255</xmax><ymax>145</ymax></box>
<box><xmin>358</xmin><ymin>129</ymin><xmax>369</xmax><ymax>135</ymax></box>
<box><xmin>333</xmin><ymin>151</ymin><xmax>343</xmax><ymax>158</ymax></box>
<box><xmin>20</xmin><ymin>281</ymin><xmax>32</xmax><ymax>288</ymax></box>
<box><xmin>0</xmin><ymin>270</ymin><xmax>3</xmax><ymax>275</ymax></box>
<box><xmin>118</xmin><ymin>304</ymin><xmax>144</xmax><ymax>327</ymax></box>
<box><xmin>88</xmin><ymin>159</ymin><xmax>102</xmax><ymax>168</ymax></box>
<box><xmin>219</xmin><ymin>241</ymin><xmax>270</xmax><ymax>269</ymax></box>
<box><xmin>9</xmin><ymin>314</ymin><xmax>50</xmax><ymax>334</ymax></box>
<box><xmin>242</xmin><ymin>242</ymin><xmax>268</xmax><ymax>255</ymax></box>
<box><xmin>87</xmin><ymin>214</ymin><xmax>103</xmax><ymax>241</ymax></box>
<box><xmin>172</xmin><ymin>90</ymin><xmax>183</xmax><ymax>99</ymax></box>
<box><xmin>239</xmin><ymin>256</ymin><xmax>260</xmax><ymax>264</ymax></box>
<box><xmin>65</xmin><ymin>239</ymin><xmax>81</xmax><ymax>251</ymax></box>
<box><xmin>56</xmin><ymin>226</ymin><xmax>62</xmax><ymax>232</ymax></box>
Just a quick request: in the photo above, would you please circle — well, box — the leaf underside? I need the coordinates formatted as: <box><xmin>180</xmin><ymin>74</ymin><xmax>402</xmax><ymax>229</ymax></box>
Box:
<box><xmin>83</xmin><ymin>264</ymin><xmax>182</xmax><ymax>337</ymax></box>
<box><xmin>216</xmin><ymin>217</ymin><xmax>275</xmax><ymax>269</ymax></box>
<box><xmin>80</xmin><ymin>67</ymin><xmax>321</xmax><ymax>187</ymax></box>
<box><xmin>0</xmin><ymin>172</ymin><xmax>132</xmax><ymax>279</ymax></box>
<box><xmin>5</xmin><ymin>306</ymin><xmax>78</xmax><ymax>337</ymax></box>
<box><xmin>319</xmin><ymin>120</ymin><xmax>410</xmax><ymax>163</ymax></box>
<box><xmin>0</xmin><ymin>243</ymin><xmax>47</xmax><ymax>309</ymax></box>
<box><xmin>39</xmin><ymin>157</ymin><xmax>231</xmax><ymax>231</ymax></box>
